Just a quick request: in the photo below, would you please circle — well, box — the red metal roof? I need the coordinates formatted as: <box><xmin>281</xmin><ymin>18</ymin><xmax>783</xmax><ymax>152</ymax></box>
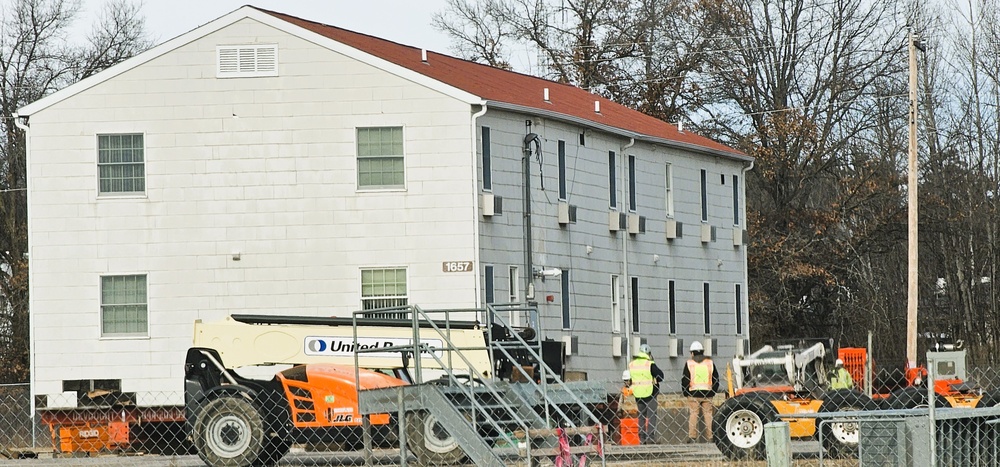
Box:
<box><xmin>259</xmin><ymin>8</ymin><xmax>743</xmax><ymax>159</ymax></box>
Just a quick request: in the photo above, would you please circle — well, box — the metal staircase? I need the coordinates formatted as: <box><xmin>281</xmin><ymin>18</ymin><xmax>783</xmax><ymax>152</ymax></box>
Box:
<box><xmin>355</xmin><ymin>304</ymin><xmax>608</xmax><ymax>466</ymax></box>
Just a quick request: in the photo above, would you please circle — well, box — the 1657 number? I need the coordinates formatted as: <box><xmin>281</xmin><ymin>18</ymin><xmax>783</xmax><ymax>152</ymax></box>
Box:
<box><xmin>442</xmin><ymin>261</ymin><xmax>473</xmax><ymax>273</ymax></box>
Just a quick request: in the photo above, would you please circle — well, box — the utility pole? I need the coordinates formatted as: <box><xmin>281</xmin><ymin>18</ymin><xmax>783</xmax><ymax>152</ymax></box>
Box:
<box><xmin>906</xmin><ymin>27</ymin><xmax>923</xmax><ymax>370</ymax></box>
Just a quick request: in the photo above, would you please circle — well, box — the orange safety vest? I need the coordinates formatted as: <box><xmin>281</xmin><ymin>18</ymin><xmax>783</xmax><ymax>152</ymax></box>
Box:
<box><xmin>687</xmin><ymin>359</ymin><xmax>714</xmax><ymax>392</ymax></box>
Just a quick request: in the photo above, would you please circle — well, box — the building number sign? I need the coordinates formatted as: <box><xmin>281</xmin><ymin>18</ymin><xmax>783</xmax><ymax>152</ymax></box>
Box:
<box><xmin>442</xmin><ymin>261</ymin><xmax>473</xmax><ymax>273</ymax></box>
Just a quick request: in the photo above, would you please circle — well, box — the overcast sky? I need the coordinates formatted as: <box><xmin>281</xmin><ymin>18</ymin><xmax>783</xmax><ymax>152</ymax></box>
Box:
<box><xmin>79</xmin><ymin>0</ymin><xmax>455</xmax><ymax>52</ymax></box>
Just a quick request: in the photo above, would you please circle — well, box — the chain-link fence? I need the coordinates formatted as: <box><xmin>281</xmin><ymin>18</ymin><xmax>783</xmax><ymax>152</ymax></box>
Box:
<box><xmin>0</xmin><ymin>368</ymin><xmax>1000</xmax><ymax>466</ymax></box>
<box><xmin>5</xmin><ymin>365</ymin><xmax>1000</xmax><ymax>466</ymax></box>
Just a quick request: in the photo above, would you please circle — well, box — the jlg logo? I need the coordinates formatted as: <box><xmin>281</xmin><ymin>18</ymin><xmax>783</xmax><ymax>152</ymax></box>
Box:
<box><xmin>326</xmin><ymin>409</ymin><xmax>353</xmax><ymax>423</ymax></box>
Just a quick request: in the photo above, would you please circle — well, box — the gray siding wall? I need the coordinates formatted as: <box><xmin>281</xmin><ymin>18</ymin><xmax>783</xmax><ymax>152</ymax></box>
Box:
<box><xmin>477</xmin><ymin>110</ymin><xmax>748</xmax><ymax>389</ymax></box>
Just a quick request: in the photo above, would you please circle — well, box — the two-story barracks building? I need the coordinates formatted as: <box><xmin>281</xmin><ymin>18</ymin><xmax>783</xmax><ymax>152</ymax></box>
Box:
<box><xmin>17</xmin><ymin>6</ymin><xmax>752</xmax><ymax>408</ymax></box>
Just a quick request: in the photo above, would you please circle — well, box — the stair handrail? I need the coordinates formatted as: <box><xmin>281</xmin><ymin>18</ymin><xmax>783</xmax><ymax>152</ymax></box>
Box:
<box><xmin>484</xmin><ymin>303</ymin><xmax>605</xmax><ymax>430</ymax></box>
<box><xmin>352</xmin><ymin>305</ymin><xmax>537</xmax><ymax>457</ymax></box>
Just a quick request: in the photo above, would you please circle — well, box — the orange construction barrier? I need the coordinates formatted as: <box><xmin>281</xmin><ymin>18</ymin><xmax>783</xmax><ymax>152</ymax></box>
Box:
<box><xmin>618</xmin><ymin>417</ymin><xmax>640</xmax><ymax>445</ymax></box>
<box><xmin>839</xmin><ymin>347</ymin><xmax>869</xmax><ymax>388</ymax></box>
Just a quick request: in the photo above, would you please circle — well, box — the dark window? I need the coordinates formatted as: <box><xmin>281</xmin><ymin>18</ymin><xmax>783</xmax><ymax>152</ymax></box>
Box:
<box><xmin>701</xmin><ymin>169</ymin><xmax>708</xmax><ymax>222</ymax></box>
<box><xmin>703</xmin><ymin>282</ymin><xmax>711</xmax><ymax>334</ymax></box>
<box><xmin>668</xmin><ymin>280</ymin><xmax>676</xmax><ymax>334</ymax></box>
<box><xmin>558</xmin><ymin>140</ymin><xmax>567</xmax><ymax>200</ymax></box>
<box><xmin>735</xmin><ymin>283</ymin><xmax>743</xmax><ymax>335</ymax></box>
<box><xmin>733</xmin><ymin>175</ymin><xmax>740</xmax><ymax>225</ymax></box>
<box><xmin>485</xmin><ymin>265</ymin><xmax>494</xmax><ymax>304</ymax></box>
<box><xmin>631</xmin><ymin>276</ymin><xmax>640</xmax><ymax>334</ymax></box>
<box><xmin>482</xmin><ymin>127</ymin><xmax>492</xmax><ymax>191</ymax></box>
<box><xmin>628</xmin><ymin>155</ymin><xmax>636</xmax><ymax>211</ymax></box>
<box><xmin>609</xmin><ymin>151</ymin><xmax>617</xmax><ymax>209</ymax></box>
<box><xmin>561</xmin><ymin>270</ymin><xmax>571</xmax><ymax>329</ymax></box>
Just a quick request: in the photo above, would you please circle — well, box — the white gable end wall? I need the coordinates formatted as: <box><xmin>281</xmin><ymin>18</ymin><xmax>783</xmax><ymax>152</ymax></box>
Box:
<box><xmin>27</xmin><ymin>18</ymin><xmax>479</xmax><ymax>404</ymax></box>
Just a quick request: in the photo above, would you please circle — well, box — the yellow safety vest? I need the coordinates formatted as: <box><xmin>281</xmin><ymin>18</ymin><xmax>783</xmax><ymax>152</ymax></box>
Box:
<box><xmin>629</xmin><ymin>356</ymin><xmax>654</xmax><ymax>398</ymax></box>
<box><xmin>687</xmin><ymin>359</ymin><xmax>713</xmax><ymax>392</ymax></box>
<box><xmin>830</xmin><ymin>367</ymin><xmax>854</xmax><ymax>390</ymax></box>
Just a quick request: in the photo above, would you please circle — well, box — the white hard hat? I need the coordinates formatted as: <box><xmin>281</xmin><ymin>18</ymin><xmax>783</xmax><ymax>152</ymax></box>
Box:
<box><xmin>622</xmin><ymin>370</ymin><xmax>631</xmax><ymax>381</ymax></box>
<box><xmin>690</xmin><ymin>341</ymin><xmax>704</xmax><ymax>352</ymax></box>
<box><xmin>835</xmin><ymin>358</ymin><xmax>844</xmax><ymax>366</ymax></box>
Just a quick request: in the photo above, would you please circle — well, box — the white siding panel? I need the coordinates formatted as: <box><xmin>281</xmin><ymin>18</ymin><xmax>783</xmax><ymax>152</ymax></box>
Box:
<box><xmin>28</xmin><ymin>18</ymin><xmax>478</xmax><ymax>400</ymax></box>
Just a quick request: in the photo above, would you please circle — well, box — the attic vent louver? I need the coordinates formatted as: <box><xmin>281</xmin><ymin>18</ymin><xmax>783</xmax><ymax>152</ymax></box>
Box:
<box><xmin>217</xmin><ymin>44</ymin><xmax>278</xmax><ymax>78</ymax></box>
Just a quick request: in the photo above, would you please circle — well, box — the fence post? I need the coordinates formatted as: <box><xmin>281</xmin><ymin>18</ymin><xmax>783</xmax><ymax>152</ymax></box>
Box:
<box><xmin>764</xmin><ymin>421</ymin><xmax>791</xmax><ymax>467</ymax></box>
<box><xmin>928</xmin><ymin>360</ymin><xmax>936</xmax><ymax>467</ymax></box>
<box><xmin>398</xmin><ymin>387</ymin><xmax>407</xmax><ymax>467</ymax></box>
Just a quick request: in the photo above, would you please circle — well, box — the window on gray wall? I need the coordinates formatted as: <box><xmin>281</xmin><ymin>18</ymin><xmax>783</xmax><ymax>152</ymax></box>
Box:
<box><xmin>735</xmin><ymin>283</ymin><xmax>743</xmax><ymax>335</ymax></box>
<box><xmin>628</xmin><ymin>155</ymin><xmax>637</xmax><ymax>211</ymax></box>
<box><xmin>668</xmin><ymin>280</ymin><xmax>676</xmax><ymax>334</ymax></box>
<box><xmin>98</xmin><ymin>134</ymin><xmax>145</xmax><ymax>194</ymax></box>
<box><xmin>703</xmin><ymin>282</ymin><xmax>711</xmax><ymax>334</ymax></box>
<box><xmin>482</xmin><ymin>127</ymin><xmax>492</xmax><ymax>191</ymax></box>
<box><xmin>558</xmin><ymin>140</ymin><xmax>567</xmax><ymax>200</ymax></box>
<box><xmin>665</xmin><ymin>163</ymin><xmax>674</xmax><ymax>217</ymax></box>
<box><xmin>611</xmin><ymin>275</ymin><xmax>621</xmax><ymax>333</ymax></box>
<box><xmin>609</xmin><ymin>151</ymin><xmax>617</xmax><ymax>209</ymax></box>
<box><xmin>733</xmin><ymin>174</ymin><xmax>740</xmax><ymax>225</ymax></box>
<box><xmin>561</xmin><ymin>269</ymin><xmax>571</xmax><ymax>329</ymax></box>
<box><xmin>485</xmin><ymin>265</ymin><xmax>495</xmax><ymax>304</ymax></box>
<box><xmin>631</xmin><ymin>276</ymin><xmax>640</xmax><ymax>334</ymax></box>
<box><xmin>700</xmin><ymin>169</ymin><xmax>708</xmax><ymax>221</ymax></box>
<box><xmin>101</xmin><ymin>274</ymin><xmax>148</xmax><ymax>336</ymax></box>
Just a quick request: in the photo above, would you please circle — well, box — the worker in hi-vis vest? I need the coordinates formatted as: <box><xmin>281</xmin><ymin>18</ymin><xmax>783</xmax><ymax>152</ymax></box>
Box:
<box><xmin>628</xmin><ymin>343</ymin><xmax>664</xmax><ymax>444</ymax></box>
<box><xmin>829</xmin><ymin>358</ymin><xmax>855</xmax><ymax>390</ymax></box>
<box><xmin>682</xmin><ymin>340</ymin><xmax>720</xmax><ymax>443</ymax></box>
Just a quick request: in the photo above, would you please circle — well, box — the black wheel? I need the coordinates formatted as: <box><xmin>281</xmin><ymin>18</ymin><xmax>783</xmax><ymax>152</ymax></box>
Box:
<box><xmin>712</xmin><ymin>396</ymin><xmax>776</xmax><ymax>460</ymax></box>
<box><xmin>820</xmin><ymin>389</ymin><xmax>874</xmax><ymax>458</ymax></box>
<box><xmin>888</xmin><ymin>387</ymin><xmax>943</xmax><ymax>409</ymax></box>
<box><xmin>194</xmin><ymin>396</ymin><xmax>267</xmax><ymax>467</ymax></box>
<box><xmin>405</xmin><ymin>410</ymin><xmax>466</xmax><ymax>466</ymax></box>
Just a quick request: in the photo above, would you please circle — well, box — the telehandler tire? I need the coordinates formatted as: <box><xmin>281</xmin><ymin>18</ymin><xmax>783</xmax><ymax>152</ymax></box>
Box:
<box><xmin>888</xmin><ymin>387</ymin><xmax>944</xmax><ymax>409</ymax></box>
<box><xmin>820</xmin><ymin>389</ymin><xmax>874</xmax><ymax>458</ymax></box>
<box><xmin>405</xmin><ymin>410</ymin><xmax>467</xmax><ymax>466</ymax></box>
<box><xmin>193</xmin><ymin>395</ymin><xmax>269</xmax><ymax>467</ymax></box>
<box><xmin>713</xmin><ymin>396</ymin><xmax>776</xmax><ymax>460</ymax></box>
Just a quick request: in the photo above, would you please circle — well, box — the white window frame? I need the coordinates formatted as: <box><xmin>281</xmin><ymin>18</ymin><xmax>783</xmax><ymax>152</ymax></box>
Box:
<box><xmin>668</xmin><ymin>280</ymin><xmax>677</xmax><ymax>335</ymax></box>
<box><xmin>611</xmin><ymin>275</ymin><xmax>621</xmax><ymax>333</ymax></box>
<box><xmin>508</xmin><ymin>266</ymin><xmax>522</xmax><ymax>326</ymax></box>
<box><xmin>703</xmin><ymin>282</ymin><xmax>712</xmax><ymax>335</ymax></box>
<box><xmin>485</xmin><ymin>265</ymin><xmax>495</xmax><ymax>304</ymax></box>
<box><xmin>735</xmin><ymin>283</ymin><xmax>744</xmax><ymax>335</ymax></box>
<box><xmin>100</xmin><ymin>274</ymin><xmax>148</xmax><ymax>337</ymax></box>
<box><xmin>361</xmin><ymin>267</ymin><xmax>408</xmax><ymax>316</ymax></box>
<box><xmin>357</xmin><ymin>127</ymin><xmax>406</xmax><ymax>189</ymax></box>
<box><xmin>97</xmin><ymin>133</ymin><xmax>145</xmax><ymax>195</ymax></box>
<box><xmin>217</xmin><ymin>44</ymin><xmax>278</xmax><ymax>78</ymax></box>
<box><xmin>733</xmin><ymin>174</ymin><xmax>741</xmax><ymax>226</ymax></box>
<box><xmin>561</xmin><ymin>269</ymin><xmax>571</xmax><ymax>330</ymax></box>
<box><xmin>628</xmin><ymin>155</ymin><xmax>637</xmax><ymax>212</ymax></box>
<box><xmin>700</xmin><ymin>169</ymin><xmax>709</xmax><ymax>222</ymax></box>
<box><xmin>665</xmin><ymin>163</ymin><xmax>674</xmax><ymax>217</ymax></box>
<box><xmin>482</xmin><ymin>126</ymin><xmax>492</xmax><ymax>191</ymax></box>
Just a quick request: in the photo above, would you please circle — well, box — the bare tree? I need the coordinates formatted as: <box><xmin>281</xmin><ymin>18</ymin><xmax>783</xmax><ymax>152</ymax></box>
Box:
<box><xmin>694</xmin><ymin>0</ymin><xmax>910</xmax><ymax>356</ymax></box>
<box><xmin>434</xmin><ymin>0</ymin><xmax>711</xmax><ymax>122</ymax></box>
<box><xmin>0</xmin><ymin>0</ymin><xmax>151</xmax><ymax>383</ymax></box>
